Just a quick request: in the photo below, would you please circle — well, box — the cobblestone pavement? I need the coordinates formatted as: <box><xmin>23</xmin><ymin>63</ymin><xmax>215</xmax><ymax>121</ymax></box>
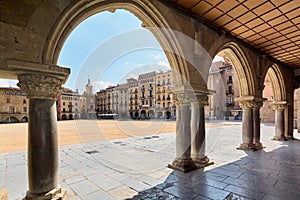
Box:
<box><xmin>1</xmin><ymin>122</ymin><xmax>300</xmax><ymax>200</ymax></box>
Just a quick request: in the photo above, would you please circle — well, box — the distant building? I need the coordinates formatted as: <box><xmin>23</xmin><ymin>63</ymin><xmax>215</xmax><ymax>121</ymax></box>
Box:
<box><xmin>95</xmin><ymin>69</ymin><xmax>176</xmax><ymax>119</ymax></box>
<box><xmin>57</xmin><ymin>88</ymin><xmax>81</xmax><ymax>120</ymax></box>
<box><xmin>81</xmin><ymin>79</ymin><xmax>96</xmax><ymax>119</ymax></box>
<box><xmin>128</xmin><ymin>78</ymin><xmax>139</xmax><ymax>118</ymax></box>
<box><xmin>138</xmin><ymin>71</ymin><xmax>156</xmax><ymax>119</ymax></box>
<box><xmin>205</xmin><ymin>61</ymin><xmax>242</xmax><ymax>120</ymax></box>
<box><xmin>0</xmin><ymin>87</ymin><xmax>29</xmax><ymax>123</ymax></box>
<box><xmin>261</xmin><ymin>74</ymin><xmax>275</xmax><ymax>123</ymax></box>
<box><xmin>155</xmin><ymin>70</ymin><xmax>175</xmax><ymax>119</ymax></box>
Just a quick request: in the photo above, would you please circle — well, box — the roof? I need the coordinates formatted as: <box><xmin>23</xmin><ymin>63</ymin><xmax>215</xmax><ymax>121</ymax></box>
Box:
<box><xmin>166</xmin><ymin>0</ymin><xmax>300</xmax><ymax>68</ymax></box>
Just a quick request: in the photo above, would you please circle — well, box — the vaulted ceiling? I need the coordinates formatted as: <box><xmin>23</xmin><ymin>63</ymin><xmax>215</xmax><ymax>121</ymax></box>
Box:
<box><xmin>167</xmin><ymin>0</ymin><xmax>300</xmax><ymax>69</ymax></box>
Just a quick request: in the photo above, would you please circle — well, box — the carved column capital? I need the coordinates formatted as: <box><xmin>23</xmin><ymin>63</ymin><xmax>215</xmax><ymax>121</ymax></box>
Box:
<box><xmin>252</xmin><ymin>100</ymin><xmax>264</xmax><ymax>110</ymax></box>
<box><xmin>191</xmin><ymin>94</ymin><xmax>208</xmax><ymax>107</ymax></box>
<box><xmin>17</xmin><ymin>74</ymin><xmax>64</xmax><ymax>100</ymax></box>
<box><xmin>272</xmin><ymin>103</ymin><xmax>287</xmax><ymax>111</ymax></box>
<box><xmin>174</xmin><ymin>92</ymin><xmax>194</xmax><ymax>106</ymax></box>
<box><xmin>239</xmin><ymin>101</ymin><xmax>255</xmax><ymax>110</ymax></box>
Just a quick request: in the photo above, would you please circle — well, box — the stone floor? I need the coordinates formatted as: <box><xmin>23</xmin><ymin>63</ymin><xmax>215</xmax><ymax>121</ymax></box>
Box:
<box><xmin>1</xmin><ymin>121</ymin><xmax>300</xmax><ymax>200</ymax></box>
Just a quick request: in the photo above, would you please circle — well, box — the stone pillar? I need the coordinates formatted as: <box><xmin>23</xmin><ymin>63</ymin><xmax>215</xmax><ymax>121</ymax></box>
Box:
<box><xmin>191</xmin><ymin>94</ymin><xmax>212</xmax><ymax>167</ymax></box>
<box><xmin>272</xmin><ymin>102</ymin><xmax>287</xmax><ymax>141</ymax></box>
<box><xmin>238</xmin><ymin>101</ymin><xmax>255</xmax><ymax>150</ymax></box>
<box><xmin>168</xmin><ymin>92</ymin><xmax>196</xmax><ymax>172</ymax></box>
<box><xmin>253</xmin><ymin>100</ymin><xmax>264</xmax><ymax>150</ymax></box>
<box><xmin>18</xmin><ymin>74</ymin><xmax>66</xmax><ymax>200</ymax></box>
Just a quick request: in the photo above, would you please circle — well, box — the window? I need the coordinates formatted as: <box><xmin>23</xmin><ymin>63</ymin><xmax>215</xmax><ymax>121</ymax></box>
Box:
<box><xmin>63</xmin><ymin>102</ymin><xmax>65</xmax><ymax>106</ymax></box>
<box><xmin>22</xmin><ymin>92</ymin><xmax>26</xmax><ymax>96</ymax></box>
<box><xmin>228</xmin><ymin>67</ymin><xmax>232</xmax><ymax>72</ymax></box>
<box><xmin>7</xmin><ymin>98</ymin><xmax>10</xmax><ymax>103</ymax></box>
<box><xmin>228</xmin><ymin>76</ymin><xmax>232</xmax><ymax>83</ymax></box>
<box><xmin>5</xmin><ymin>91</ymin><xmax>10</xmax><ymax>95</ymax></box>
<box><xmin>23</xmin><ymin>99</ymin><xmax>26</xmax><ymax>104</ymax></box>
<box><xmin>90</xmin><ymin>105</ymin><xmax>94</xmax><ymax>109</ymax></box>
<box><xmin>9</xmin><ymin>106</ymin><xmax>14</xmax><ymax>113</ymax></box>
<box><xmin>23</xmin><ymin>107</ymin><xmax>27</xmax><ymax>112</ymax></box>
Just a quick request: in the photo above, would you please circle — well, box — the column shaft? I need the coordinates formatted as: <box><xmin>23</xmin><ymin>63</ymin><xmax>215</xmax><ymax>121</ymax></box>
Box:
<box><xmin>253</xmin><ymin>107</ymin><xmax>263</xmax><ymax>149</ymax></box>
<box><xmin>176</xmin><ymin>103</ymin><xmax>192</xmax><ymax>159</ymax></box>
<box><xmin>274</xmin><ymin>109</ymin><xmax>286</xmax><ymax>140</ymax></box>
<box><xmin>28</xmin><ymin>98</ymin><xmax>58</xmax><ymax>194</ymax></box>
<box><xmin>191</xmin><ymin>94</ymin><xmax>212</xmax><ymax>167</ymax></box>
<box><xmin>238</xmin><ymin>108</ymin><xmax>255</xmax><ymax>150</ymax></box>
<box><xmin>168</xmin><ymin>92</ymin><xmax>196</xmax><ymax>173</ymax></box>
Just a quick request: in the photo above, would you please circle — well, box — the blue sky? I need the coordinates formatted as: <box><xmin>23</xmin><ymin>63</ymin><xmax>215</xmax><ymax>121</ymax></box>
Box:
<box><xmin>0</xmin><ymin>9</ymin><xmax>222</xmax><ymax>93</ymax></box>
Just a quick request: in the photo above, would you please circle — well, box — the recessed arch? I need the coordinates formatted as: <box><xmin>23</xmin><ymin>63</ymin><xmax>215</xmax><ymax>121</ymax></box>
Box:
<box><xmin>212</xmin><ymin>42</ymin><xmax>255</xmax><ymax>97</ymax></box>
<box><xmin>263</xmin><ymin>64</ymin><xmax>286</xmax><ymax>101</ymax></box>
<box><xmin>42</xmin><ymin>0</ymin><xmax>190</xmax><ymax>86</ymax></box>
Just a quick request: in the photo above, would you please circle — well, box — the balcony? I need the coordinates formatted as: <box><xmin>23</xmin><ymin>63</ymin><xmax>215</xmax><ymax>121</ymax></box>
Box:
<box><xmin>226</xmin><ymin>90</ymin><xmax>234</xmax><ymax>95</ymax></box>
<box><xmin>148</xmin><ymin>87</ymin><xmax>153</xmax><ymax>91</ymax></box>
<box><xmin>140</xmin><ymin>96</ymin><xmax>145</xmax><ymax>99</ymax></box>
<box><xmin>227</xmin><ymin>79</ymin><xmax>233</xmax><ymax>84</ymax></box>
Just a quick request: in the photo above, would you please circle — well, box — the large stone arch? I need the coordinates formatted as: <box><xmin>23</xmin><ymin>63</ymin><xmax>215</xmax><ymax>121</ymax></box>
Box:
<box><xmin>42</xmin><ymin>0</ymin><xmax>191</xmax><ymax>86</ymax></box>
<box><xmin>211</xmin><ymin>42</ymin><xmax>255</xmax><ymax>97</ymax></box>
<box><xmin>263</xmin><ymin>64</ymin><xmax>286</xmax><ymax>102</ymax></box>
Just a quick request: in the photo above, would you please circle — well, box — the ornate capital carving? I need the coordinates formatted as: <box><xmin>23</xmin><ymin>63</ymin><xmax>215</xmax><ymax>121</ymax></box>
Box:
<box><xmin>239</xmin><ymin>101</ymin><xmax>255</xmax><ymax>110</ymax></box>
<box><xmin>192</xmin><ymin>94</ymin><xmax>208</xmax><ymax>106</ymax></box>
<box><xmin>17</xmin><ymin>74</ymin><xmax>64</xmax><ymax>99</ymax></box>
<box><xmin>272</xmin><ymin>103</ymin><xmax>287</xmax><ymax>111</ymax></box>
<box><xmin>252</xmin><ymin>100</ymin><xmax>264</xmax><ymax>109</ymax></box>
<box><xmin>174</xmin><ymin>92</ymin><xmax>194</xmax><ymax>106</ymax></box>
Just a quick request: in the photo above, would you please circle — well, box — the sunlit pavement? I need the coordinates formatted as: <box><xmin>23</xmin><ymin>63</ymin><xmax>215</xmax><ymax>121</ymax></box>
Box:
<box><xmin>1</xmin><ymin>122</ymin><xmax>300</xmax><ymax>199</ymax></box>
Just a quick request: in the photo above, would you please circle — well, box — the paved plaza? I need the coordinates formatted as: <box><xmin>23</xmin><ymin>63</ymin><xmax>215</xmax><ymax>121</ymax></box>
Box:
<box><xmin>1</xmin><ymin>120</ymin><xmax>300</xmax><ymax>199</ymax></box>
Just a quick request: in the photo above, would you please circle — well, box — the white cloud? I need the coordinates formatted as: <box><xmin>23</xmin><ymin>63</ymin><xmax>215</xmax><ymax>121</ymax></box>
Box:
<box><xmin>124</xmin><ymin>61</ymin><xmax>129</xmax><ymax>65</ymax></box>
<box><xmin>157</xmin><ymin>61</ymin><xmax>170</xmax><ymax>68</ymax></box>
<box><xmin>92</xmin><ymin>80</ymin><xmax>114</xmax><ymax>92</ymax></box>
<box><xmin>0</xmin><ymin>79</ymin><xmax>18</xmax><ymax>88</ymax></box>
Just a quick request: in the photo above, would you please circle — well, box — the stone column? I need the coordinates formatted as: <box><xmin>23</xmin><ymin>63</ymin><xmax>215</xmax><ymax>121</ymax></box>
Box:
<box><xmin>272</xmin><ymin>102</ymin><xmax>287</xmax><ymax>140</ymax></box>
<box><xmin>168</xmin><ymin>92</ymin><xmax>196</xmax><ymax>172</ymax></box>
<box><xmin>18</xmin><ymin>74</ymin><xmax>66</xmax><ymax>200</ymax></box>
<box><xmin>238</xmin><ymin>101</ymin><xmax>255</xmax><ymax>150</ymax></box>
<box><xmin>253</xmin><ymin>100</ymin><xmax>264</xmax><ymax>150</ymax></box>
<box><xmin>191</xmin><ymin>94</ymin><xmax>212</xmax><ymax>167</ymax></box>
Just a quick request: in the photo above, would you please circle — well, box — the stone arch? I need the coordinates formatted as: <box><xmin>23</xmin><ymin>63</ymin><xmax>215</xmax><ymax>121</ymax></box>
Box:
<box><xmin>263</xmin><ymin>64</ymin><xmax>286</xmax><ymax>101</ymax></box>
<box><xmin>42</xmin><ymin>0</ymin><xmax>190</xmax><ymax>86</ymax></box>
<box><xmin>21</xmin><ymin>116</ymin><xmax>28</xmax><ymax>123</ymax></box>
<box><xmin>212</xmin><ymin>42</ymin><xmax>255</xmax><ymax>97</ymax></box>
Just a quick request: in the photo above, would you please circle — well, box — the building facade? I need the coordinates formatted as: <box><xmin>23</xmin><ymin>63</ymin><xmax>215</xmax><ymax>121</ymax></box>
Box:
<box><xmin>57</xmin><ymin>88</ymin><xmax>81</xmax><ymax>120</ymax></box>
<box><xmin>138</xmin><ymin>71</ymin><xmax>156</xmax><ymax>118</ymax></box>
<box><xmin>205</xmin><ymin>61</ymin><xmax>242</xmax><ymax>120</ymax></box>
<box><xmin>0</xmin><ymin>87</ymin><xmax>28</xmax><ymax>123</ymax></box>
<box><xmin>95</xmin><ymin>70</ymin><xmax>176</xmax><ymax>119</ymax></box>
<box><xmin>155</xmin><ymin>70</ymin><xmax>175</xmax><ymax>119</ymax></box>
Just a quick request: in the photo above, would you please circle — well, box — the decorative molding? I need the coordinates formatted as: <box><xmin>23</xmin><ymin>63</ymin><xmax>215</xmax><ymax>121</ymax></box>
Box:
<box><xmin>17</xmin><ymin>74</ymin><xmax>64</xmax><ymax>99</ymax></box>
<box><xmin>192</xmin><ymin>94</ymin><xmax>208</xmax><ymax>106</ymax></box>
<box><xmin>272</xmin><ymin>103</ymin><xmax>287</xmax><ymax>111</ymax></box>
<box><xmin>174</xmin><ymin>92</ymin><xmax>194</xmax><ymax>105</ymax></box>
<box><xmin>238</xmin><ymin>101</ymin><xmax>255</xmax><ymax>110</ymax></box>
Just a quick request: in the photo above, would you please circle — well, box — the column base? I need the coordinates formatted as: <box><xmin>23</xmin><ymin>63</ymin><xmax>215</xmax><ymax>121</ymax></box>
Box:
<box><xmin>0</xmin><ymin>189</ymin><xmax>8</xmax><ymax>200</ymax></box>
<box><xmin>272</xmin><ymin>136</ymin><xmax>287</xmax><ymax>141</ymax></box>
<box><xmin>168</xmin><ymin>158</ymin><xmax>197</xmax><ymax>173</ymax></box>
<box><xmin>254</xmin><ymin>142</ymin><xmax>264</xmax><ymax>150</ymax></box>
<box><xmin>285</xmin><ymin>136</ymin><xmax>294</xmax><ymax>140</ymax></box>
<box><xmin>237</xmin><ymin>143</ymin><xmax>256</xmax><ymax>151</ymax></box>
<box><xmin>24</xmin><ymin>187</ymin><xmax>66</xmax><ymax>200</ymax></box>
<box><xmin>192</xmin><ymin>156</ymin><xmax>214</xmax><ymax>168</ymax></box>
